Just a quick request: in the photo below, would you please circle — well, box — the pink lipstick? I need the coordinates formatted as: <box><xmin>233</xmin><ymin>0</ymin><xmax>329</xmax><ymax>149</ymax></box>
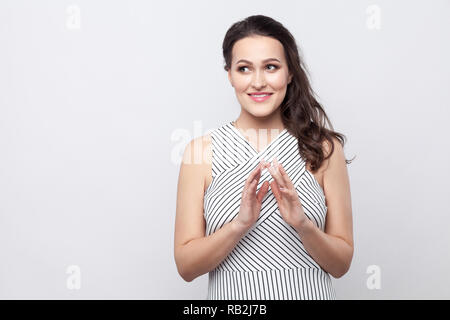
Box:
<box><xmin>248</xmin><ymin>92</ymin><xmax>273</xmax><ymax>102</ymax></box>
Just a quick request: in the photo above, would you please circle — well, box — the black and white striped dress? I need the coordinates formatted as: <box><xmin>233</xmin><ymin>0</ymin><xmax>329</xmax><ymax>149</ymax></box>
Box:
<box><xmin>203</xmin><ymin>121</ymin><xmax>336</xmax><ymax>300</ymax></box>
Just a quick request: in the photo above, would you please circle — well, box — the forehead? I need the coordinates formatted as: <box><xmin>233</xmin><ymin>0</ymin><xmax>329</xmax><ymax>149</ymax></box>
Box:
<box><xmin>232</xmin><ymin>36</ymin><xmax>285</xmax><ymax>63</ymax></box>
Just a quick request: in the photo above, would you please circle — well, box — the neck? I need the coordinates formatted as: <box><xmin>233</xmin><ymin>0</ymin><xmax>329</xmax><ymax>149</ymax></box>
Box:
<box><xmin>234</xmin><ymin>109</ymin><xmax>285</xmax><ymax>132</ymax></box>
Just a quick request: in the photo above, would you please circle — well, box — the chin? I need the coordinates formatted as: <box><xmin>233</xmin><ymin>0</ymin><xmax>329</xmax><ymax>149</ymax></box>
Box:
<box><xmin>244</xmin><ymin>110</ymin><xmax>276</xmax><ymax>119</ymax></box>
<box><xmin>244</xmin><ymin>104</ymin><xmax>277</xmax><ymax>116</ymax></box>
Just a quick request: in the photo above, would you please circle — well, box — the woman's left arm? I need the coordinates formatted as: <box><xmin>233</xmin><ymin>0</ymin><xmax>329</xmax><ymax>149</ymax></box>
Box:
<box><xmin>294</xmin><ymin>138</ymin><xmax>354</xmax><ymax>278</ymax></box>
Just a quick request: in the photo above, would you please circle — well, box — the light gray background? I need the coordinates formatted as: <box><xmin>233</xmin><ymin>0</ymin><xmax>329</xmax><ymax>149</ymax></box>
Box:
<box><xmin>1</xmin><ymin>0</ymin><xmax>449</xmax><ymax>299</ymax></box>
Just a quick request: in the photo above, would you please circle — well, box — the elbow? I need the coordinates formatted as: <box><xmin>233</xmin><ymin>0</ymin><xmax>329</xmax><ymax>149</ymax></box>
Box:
<box><xmin>177</xmin><ymin>265</ymin><xmax>195</xmax><ymax>283</ymax></box>
<box><xmin>331</xmin><ymin>247</ymin><xmax>354</xmax><ymax>279</ymax></box>
<box><xmin>174</xmin><ymin>249</ymin><xmax>195</xmax><ymax>282</ymax></box>
<box><xmin>175</xmin><ymin>259</ymin><xmax>192</xmax><ymax>282</ymax></box>
<box><xmin>179</xmin><ymin>270</ymin><xmax>194</xmax><ymax>283</ymax></box>
<box><xmin>331</xmin><ymin>265</ymin><xmax>350</xmax><ymax>279</ymax></box>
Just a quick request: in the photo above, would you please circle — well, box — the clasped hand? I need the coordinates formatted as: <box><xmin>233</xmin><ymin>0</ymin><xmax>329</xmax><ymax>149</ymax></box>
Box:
<box><xmin>235</xmin><ymin>157</ymin><xmax>308</xmax><ymax>231</ymax></box>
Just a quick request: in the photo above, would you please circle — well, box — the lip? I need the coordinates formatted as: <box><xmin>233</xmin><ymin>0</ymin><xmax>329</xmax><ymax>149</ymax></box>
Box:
<box><xmin>247</xmin><ymin>92</ymin><xmax>273</xmax><ymax>102</ymax></box>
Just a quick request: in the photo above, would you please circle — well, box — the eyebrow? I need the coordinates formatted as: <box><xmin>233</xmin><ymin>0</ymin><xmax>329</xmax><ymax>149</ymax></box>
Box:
<box><xmin>235</xmin><ymin>58</ymin><xmax>281</xmax><ymax>65</ymax></box>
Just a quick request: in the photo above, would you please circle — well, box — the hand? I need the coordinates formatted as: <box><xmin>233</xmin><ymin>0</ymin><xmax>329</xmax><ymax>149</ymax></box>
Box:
<box><xmin>234</xmin><ymin>161</ymin><xmax>270</xmax><ymax>230</ymax></box>
<box><xmin>266</xmin><ymin>157</ymin><xmax>308</xmax><ymax>230</ymax></box>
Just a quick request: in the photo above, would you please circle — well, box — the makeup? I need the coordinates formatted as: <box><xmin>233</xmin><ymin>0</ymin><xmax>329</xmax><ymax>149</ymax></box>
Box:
<box><xmin>248</xmin><ymin>93</ymin><xmax>273</xmax><ymax>102</ymax></box>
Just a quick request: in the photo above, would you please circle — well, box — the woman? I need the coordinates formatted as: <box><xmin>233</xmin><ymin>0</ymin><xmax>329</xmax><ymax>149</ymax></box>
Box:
<box><xmin>174</xmin><ymin>15</ymin><xmax>354</xmax><ymax>300</ymax></box>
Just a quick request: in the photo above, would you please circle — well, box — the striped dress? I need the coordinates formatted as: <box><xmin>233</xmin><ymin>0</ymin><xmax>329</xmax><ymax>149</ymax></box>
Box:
<box><xmin>203</xmin><ymin>121</ymin><xmax>336</xmax><ymax>300</ymax></box>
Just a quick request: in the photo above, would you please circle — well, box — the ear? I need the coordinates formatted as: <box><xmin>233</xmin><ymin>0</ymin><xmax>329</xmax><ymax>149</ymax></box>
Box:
<box><xmin>288</xmin><ymin>73</ymin><xmax>293</xmax><ymax>84</ymax></box>
<box><xmin>228</xmin><ymin>69</ymin><xmax>234</xmax><ymax>87</ymax></box>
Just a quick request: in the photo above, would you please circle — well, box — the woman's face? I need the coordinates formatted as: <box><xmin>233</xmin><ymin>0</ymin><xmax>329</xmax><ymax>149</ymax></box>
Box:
<box><xmin>228</xmin><ymin>35</ymin><xmax>292</xmax><ymax>119</ymax></box>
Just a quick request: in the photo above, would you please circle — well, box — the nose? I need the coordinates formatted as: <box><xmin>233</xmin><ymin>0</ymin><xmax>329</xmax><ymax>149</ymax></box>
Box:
<box><xmin>251</xmin><ymin>69</ymin><xmax>266</xmax><ymax>89</ymax></box>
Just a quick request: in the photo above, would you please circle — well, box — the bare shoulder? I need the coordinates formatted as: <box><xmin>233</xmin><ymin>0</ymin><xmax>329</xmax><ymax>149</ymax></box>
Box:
<box><xmin>324</xmin><ymin>137</ymin><xmax>346</xmax><ymax>167</ymax></box>
<box><xmin>180</xmin><ymin>133</ymin><xmax>212</xmax><ymax>193</ymax></box>
<box><xmin>318</xmin><ymin>136</ymin><xmax>344</xmax><ymax>171</ymax></box>
<box><xmin>181</xmin><ymin>133</ymin><xmax>212</xmax><ymax>165</ymax></box>
<box><xmin>305</xmin><ymin>137</ymin><xmax>342</xmax><ymax>175</ymax></box>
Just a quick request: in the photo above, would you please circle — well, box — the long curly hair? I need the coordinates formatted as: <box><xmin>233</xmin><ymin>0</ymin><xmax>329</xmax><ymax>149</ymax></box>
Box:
<box><xmin>222</xmin><ymin>15</ymin><xmax>355</xmax><ymax>172</ymax></box>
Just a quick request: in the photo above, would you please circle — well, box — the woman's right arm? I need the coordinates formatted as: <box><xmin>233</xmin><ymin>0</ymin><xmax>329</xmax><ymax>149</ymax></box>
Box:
<box><xmin>174</xmin><ymin>135</ymin><xmax>251</xmax><ymax>282</ymax></box>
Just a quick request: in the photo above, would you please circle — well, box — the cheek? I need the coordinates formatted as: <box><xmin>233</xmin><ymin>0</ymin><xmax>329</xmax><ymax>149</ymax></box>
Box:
<box><xmin>232</xmin><ymin>75</ymin><xmax>251</xmax><ymax>92</ymax></box>
<box><xmin>266</xmin><ymin>73</ymin><xmax>289</xmax><ymax>89</ymax></box>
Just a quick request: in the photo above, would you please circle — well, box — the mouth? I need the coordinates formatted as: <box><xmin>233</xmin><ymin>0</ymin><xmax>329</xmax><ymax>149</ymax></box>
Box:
<box><xmin>247</xmin><ymin>92</ymin><xmax>273</xmax><ymax>102</ymax></box>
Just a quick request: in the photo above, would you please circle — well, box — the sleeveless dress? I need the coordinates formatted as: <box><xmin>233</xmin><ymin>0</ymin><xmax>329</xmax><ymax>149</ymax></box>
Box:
<box><xmin>204</xmin><ymin>121</ymin><xmax>336</xmax><ymax>300</ymax></box>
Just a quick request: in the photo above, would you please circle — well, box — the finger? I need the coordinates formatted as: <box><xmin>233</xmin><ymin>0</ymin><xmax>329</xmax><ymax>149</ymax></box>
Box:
<box><xmin>261</xmin><ymin>160</ymin><xmax>270</xmax><ymax>168</ymax></box>
<box><xmin>250</xmin><ymin>177</ymin><xmax>260</xmax><ymax>193</ymax></box>
<box><xmin>245</xmin><ymin>162</ymin><xmax>262</xmax><ymax>189</ymax></box>
<box><xmin>256</xmin><ymin>180</ymin><xmax>270</xmax><ymax>202</ymax></box>
<box><xmin>270</xmin><ymin>179</ymin><xmax>282</xmax><ymax>202</ymax></box>
<box><xmin>243</xmin><ymin>179</ymin><xmax>257</xmax><ymax>200</ymax></box>
<box><xmin>274</xmin><ymin>158</ymin><xmax>294</xmax><ymax>189</ymax></box>
<box><xmin>252</xmin><ymin>163</ymin><xmax>263</xmax><ymax>185</ymax></box>
<box><xmin>278</xmin><ymin>187</ymin><xmax>297</xmax><ymax>202</ymax></box>
<box><xmin>267</xmin><ymin>161</ymin><xmax>286</xmax><ymax>189</ymax></box>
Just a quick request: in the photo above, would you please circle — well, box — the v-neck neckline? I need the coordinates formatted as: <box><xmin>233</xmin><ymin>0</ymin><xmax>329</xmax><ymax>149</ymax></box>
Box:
<box><xmin>227</xmin><ymin>121</ymin><xmax>288</xmax><ymax>155</ymax></box>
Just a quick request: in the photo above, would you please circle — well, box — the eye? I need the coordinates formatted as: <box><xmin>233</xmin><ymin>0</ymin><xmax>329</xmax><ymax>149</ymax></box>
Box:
<box><xmin>266</xmin><ymin>64</ymin><xmax>279</xmax><ymax>70</ymax></box>
<box><xmin>237</xmin><ymin>64</ymin><xmax>279</xmax><ymax>73</ymax></box>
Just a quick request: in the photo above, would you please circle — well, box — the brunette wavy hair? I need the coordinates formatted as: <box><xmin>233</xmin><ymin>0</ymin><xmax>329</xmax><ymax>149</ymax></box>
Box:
<box><xmin>222</xmin><ymin>15</ymin><xmax>355</xmax><ymax>172</ymax></box>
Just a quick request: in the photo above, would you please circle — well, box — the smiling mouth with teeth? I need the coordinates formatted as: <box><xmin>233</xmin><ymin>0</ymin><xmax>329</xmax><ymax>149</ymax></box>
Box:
<box><xmin>247</xmin><ymin>93</ymin><xmax>273</xmax><ymax>102</ymax></box>
<box><xmin>248</xmin><ymin>93</ymin><xmax>273</xmax><ymax>97</ymax></box>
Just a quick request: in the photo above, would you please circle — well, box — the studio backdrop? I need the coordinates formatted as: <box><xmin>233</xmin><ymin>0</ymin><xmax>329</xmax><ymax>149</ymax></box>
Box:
<box><xmin>1</xmin><ymin>0</ymin><xmax>449</xmax><ymax>299</ymax></box>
